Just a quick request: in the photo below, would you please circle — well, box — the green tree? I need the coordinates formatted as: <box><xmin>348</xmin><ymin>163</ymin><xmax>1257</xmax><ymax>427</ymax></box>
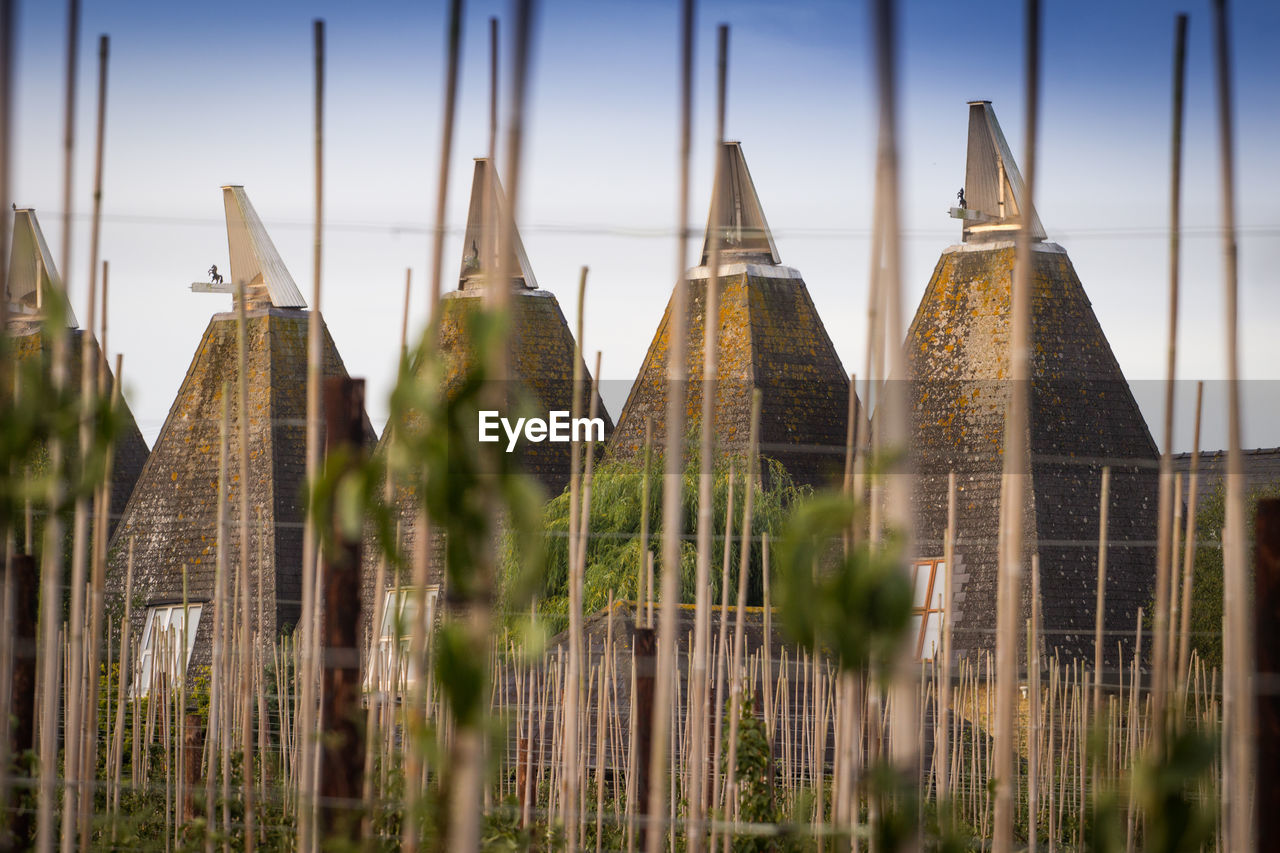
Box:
<box><xmin>1184</xmin><ymin>478</ymin><xmax>1280</xmax><ymax>671</ymax></box>
<box><xmin>501</xmin><ymin>436</ymin><xmax>807</xmax><ymax>635</ymax></box>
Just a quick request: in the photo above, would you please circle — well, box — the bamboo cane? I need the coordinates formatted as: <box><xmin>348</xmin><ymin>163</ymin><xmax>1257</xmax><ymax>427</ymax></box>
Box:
<box><xmin>36</xmin><ymin>1</ymin><xmax>76</xmax><ymax>824</ymax></box>
<box><xmin>939</xmin><ymin>471</ymin><xmax>956</xmax><ymax>805</ymax></box>
<box><xmin>709</xmin><ymin>466</ymin><xmax>735</xmax><ymax>850</ymax></box>
<box><xmin>687</xmin><ymin>27</ymin><xmax>729</xmax><ymax>850</ymax></box>
<box><xmin>1177</xmin><ymin>382</ymin><xmax>1204</xmax><ymax>700</ymax></box>
<box><xmin>646</xmin><ymin>2</ymin><xmax>694</xmax><ymax>850</ymax></box>
<box><xmin>1092</xmin><ymin>465</ymin><xmax>1111</xmax><ymax>806</ymax></box>
<box><xmin>235</xmin><ymin>274</ymin><xmax>255</xmax><ymax>851</ymax></box>
<box><xmin>1212</xmin><ymin>1</ymin><xmax>1253</xmax><ymax>847</ymax></box>
<box><xmin>110</xmin><ymin>540</ymin><xmax>134</xmax><ymax>839</ymax></box>
<box><xmin>60</xmin><ymin>221</ymin><xmax>99</xmax><ymax>853</ymax></box>
<box><xmin>79</xmin><ymin>35</ymin><xmax>112</xmax><ymax>850</ymax></box>
<box><xmin>296</xmin><ymin>19</ymin><xmax>326</xmax><ymax>853</ymax></box>
<box><xmin>639</xmin><ymin>418</ymin><xmax>654</xmax><ymax>627</ymax></box>
<box><xmin>993</xmin><ymin>0</ymin><xmax>1041</xmax><ymax>848</ymax></box>
<box><xmin>721</xmin><ymin>392</ymin><xmax>760</xmax><ymax>852</ymax></box>
<box><xmin>563</xmin><ymin>267</ymin><xmax>589</xmax><ymax>851</ymax></box>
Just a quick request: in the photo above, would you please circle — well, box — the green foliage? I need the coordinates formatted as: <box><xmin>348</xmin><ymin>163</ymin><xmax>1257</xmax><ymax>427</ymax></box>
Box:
<box><xmin>0</xmin><ymin>299</ymin><xmax>128</xmax><ymax>570</ymax></box>
<box><xmin>1182</xmin><ymin>479</ymin><xmax>1280</xmax><ymax>671</ymax></box>
<box><xmin>386</xmin><ymin>307</ymin><xmax>546</xmax><ymax>610</ymax></box>
<box><xmin>1089</xmin><ymin>728</ymin><xmax>1218</xmax><ymax>853</ymax></box>
<box><xmin>729</xmin><ymin>693</ymin><xmax>776</xmax><ymax>829</ymax></box>
<box><xmin>774</xmin><ymin>492</ymin><xmax>912</xmax><ymax>674</ymax></box>
<box><xmin>504</xmin><ymin>436</ymin><xmax>806</xmax><ymax>635</ymax></box>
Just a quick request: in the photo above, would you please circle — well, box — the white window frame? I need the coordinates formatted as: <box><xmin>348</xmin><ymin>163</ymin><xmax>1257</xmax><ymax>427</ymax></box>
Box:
<box><xmin>134</xmin><ymin>602</ymin><xmax>203</xmax><ymax>698</ymax></box>
<box><xmin>910</xmin><ymin>558</ymin><xmax>948</xmax><ymax>662</ymax></box>
<box><xmin>366</xmin><ymin>586</ymin><xmax>439</xmax><ymax>694</ymax></box>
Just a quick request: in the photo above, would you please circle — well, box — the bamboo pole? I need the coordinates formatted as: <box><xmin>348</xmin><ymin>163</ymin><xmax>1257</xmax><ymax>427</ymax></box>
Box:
<box><xmin>235</xmin><ymin>273</ymin><xmax>255</xmax><ymax>851</ymax></box>
<box><xmin>445</xmin><ymin>0</ymin><xmax>531</xmax><ymax>846</ymax></box>
<box><xmin>60</xmin><ymin>228</ymin><xmax>98</xmax><ymax>853</ymax></box>
<box><xmin>1093</xmin><ymin>466</ymin><xmax>1111</xmax><ymax>734</ymax></box>
<box><xmin>1213</xmin><ymin>0</ymin><xmax>1253</xmax><ymax>847</ymax></box>
<box><xmin>708</xmin><ymin>465</ymin><xmax>735</xmax><ymax>850</ymax></box>
<box><xmin>640</xmin><ymin>418</ymin><xmax>654</xmax><ymax>627</ymax></box>
<box><xmin>36</xmin><ymin>6</ymin><xmax>79</xmax><ymax>840</ymax></box>
<box><xmin>939</xmin><ymin>471</ymin><xmax>956</xmax><ymax>804</ymax></box>
<box><xmin>1177</xmin><ymin>382</ymin><xmax>1204</xmax><ymax>695</ymax></box>
<box><xmin>1150</xmin><ymin>11</ymin><xmax>1189</xmax><ymax>756</ymax></box>
<box><xmin>402</xmin><ymin>2</ymin><xmax>463</xmax><ymax>846</ymax></box>
<box><xmin>721</xmin><ymin>391</ymin><xmax>760</xmax><ymax>852</ymax></box>
<box><xmin>296</xmin><ymin>18</ymin><xmax>326</xmax><ymax>851</ymax></box>
<box><xmin>0</xmin><ymin>0</ymin><xmax>12</xmax><ymax>394</ymax></box>
<box><xmin>109</xmin><ymin>541</ymin><xmax>133</xmax><ymax>838</ymax></box>
<box><xmin>563</xmin><ymin>267</ymin><xmax>590</xmax><ymax>852</ymax></box>
<box><xmin>216</xmin><ymin>389</ymin><xmax>232</xmax><ymax>852</ymax></box>
<box><xmin>80</xmin><ymin>35</ymin><xmax>112</xmax><ymax>840</ymax></box>
<box><xmin>868</xmin><ymin>0</ymin><xmax>918</xmax><ymax>802</ymax></box>
<box><xmin>688</xmin><ymin>26</ymin><xmax>729</xmax><ymax>850</ymax></box>
<box><xmin>994</xmin><ymin>0</ymin><xmax>1040</xmax><ymax>849</ymax></box>
<box><xmin>646</xmin><ymin>1</ymin><xmax>694</xmax><ymax>850</ymax></box>
<box><xmin>594</xmin><ymin>595</ymin><xmax>614</xmax><ymax>853</ymax></box>
<box><xmin>1029</xmin><ymin>554</ymin><xmax>1041</xmax><ymax>853</ymax></box>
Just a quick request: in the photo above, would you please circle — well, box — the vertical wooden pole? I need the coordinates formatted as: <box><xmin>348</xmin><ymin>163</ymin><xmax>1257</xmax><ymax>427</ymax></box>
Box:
<box><xmin>639</xmin><ymin>418</ymin><xmax>654</xmax><ymax>628</ymax></box>
<box><xmin>1177</xmin><ymin>382</ymin><xmax>1204</xmax><ymax>695</ymax></box>
<box><xmin>0</xmin><ymin>0</ymin><xmax>12</xmax><ymax>373</ymax></box>
<box><xmin>1213</xmin><ymin>0</ymin><xmax>1253</xmax><ymax>846</ymax></box>
<box><xmin>721</xmin><ymin>392</ymin><xmax>761</xmax><ymax>853</ymax></box>
<box><xmin>297</xmin><ymin>19</ymin><xmax>326</xmax><ymax>852</ymax></box>
<box><xmin>564</xmin><ymin>268</ymin><xmax>588</xmax><ymax>852</ymax></box>
<box><xmin>37</xmin><ymin>6</ymin><xmax>78</xmax><ymax>849</ymax></box>
<box><xmin>1254</xmin><ymin>499</ymin><xmax>1280</xmax><ymax>848</ymax></box>
<box><xmin>647</xmin><ymin>2</ymin><xmax>694</xmax><ymax>851</ymax></box>
<box><xmin>318</xmin><ymin>377</ymin><xmax>367</xmax><ymax>842</ymax></box>
<box><xmin>235</xmin><ymin>279</ymin><xmax>255</xmax><ymax>852</ymax></box>
<box><xmin>60</xmin><ymin>218</ymin><xmax>99</xmax><ymax>853</ymax></box>
<box><xmin>79</xmin><ymin>32</ymin><xmax>111</xmax><ymax>847</ymax></box>
<box><xmin>1092</xmin><ymin>466</ymin><xmax>1111</xmax><ymax>730</ymax></box>
<box><xmin>994</xmin><ymin>0</ymin><xmax>1040</xmax><ymax>848</ymax></box>
<box><xmin>688</xmin><ymin>25</ymin><xmax>729</xmax><ymax>850</ymax></box>
<box><xmin>634</xmin><ymin>628</ymin><xmax>656</xmax><ymax>851</ymax></box>
<box><xmin>6</xmin><ymin>554</ymin><xmax>37</xmax><ymax>847</ymax></box>
<box><xmin>1150</xmin><ymin>11</ymin><xmax>1189</xmax><ymax>754</ymax></box>
<box><xmin>183</xmin><ymin>712</ymin><xmax>204</xmax><ymax>822</ymax></box>
<box><xmin>402</xmin><ymin>2</ymin><xmax>462</xmax><ymax>848</ymax></box>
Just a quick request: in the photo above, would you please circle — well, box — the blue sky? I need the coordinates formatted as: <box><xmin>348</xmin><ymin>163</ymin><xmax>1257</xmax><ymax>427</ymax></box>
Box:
<box><xmin>10</xmin><ymin>0</ymin><xmax>1280</xmax><ymax>452</ymax></box>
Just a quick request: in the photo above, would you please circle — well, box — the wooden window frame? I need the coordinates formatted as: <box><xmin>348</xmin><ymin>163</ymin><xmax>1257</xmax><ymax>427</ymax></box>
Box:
<box><xmin>911</xmin><ymin>558</ymin><xmax>947</xmax><ymax>662</ymax></box>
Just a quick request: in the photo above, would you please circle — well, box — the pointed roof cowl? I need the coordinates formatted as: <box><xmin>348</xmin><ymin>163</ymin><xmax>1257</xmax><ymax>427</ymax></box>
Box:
<box><xmin>7</xmin><ymin>208</ymin><xmax>78</xmax><ymax>327</ymax></box>
<box><xmin>951</xmin><ymin>101</ymin><xmax>1046</xmax><ymax>243</ymax></box>
<box><xmin>220</xmin><ymin>185</ymin><xmax>307</xmax><ymax>309</ymax></box>
<box><xmin>457</xmin><ymin>158</ymin><xmax>538</xmax><ymax>291</ymax></box>
<box><xmin>699</xmin><ymin>141</ymin><xmax>781</xmax><ymax>266</ymax></box>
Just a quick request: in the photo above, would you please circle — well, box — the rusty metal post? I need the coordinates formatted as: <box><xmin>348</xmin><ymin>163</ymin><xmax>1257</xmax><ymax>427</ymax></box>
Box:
<box><xmin>516</xmin><ymin>736</ymin><xmax>530</xmax><ymax>826</ymax></box>
<box><xmin>3</xmin><ymin>554</ymin><xmax>37</xmax><ymax>849</ymax></box>
<box><xmin>7</xmin><ymin>554</ymin><xmax>36</xmax><ymax>760</ymax></box>
<box><xmin>182</xmin><ymin>711</ymin><xmax>204</xmax><ymax>822</ymax></box>
<box><xmin>318</xmin><ymin>376</ymin><xmax>366</xmax><ymax>841</ymax></box>
<box><xmin>633</xmin><ymin>627</ymin><xmax>655</xmax><ymax>849</ymax></box>
<box><xmin>1256</xmin><ymin>498</ymin><xmax>1280</xmax><ymax>848</ymax></box>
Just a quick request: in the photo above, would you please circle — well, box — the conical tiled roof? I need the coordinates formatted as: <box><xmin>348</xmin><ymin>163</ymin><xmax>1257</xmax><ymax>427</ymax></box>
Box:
<box><xmin>107</xmin><ymin>192</ymin><xmax>372</xmax><ymax>670</ymax></box>
<box><xmin>360</xmin><ymin>159</ymin><xmax>611</xmax><ymax>652</ymax></box>
<box><xmin>910</xmin><ymin>103</ymin><xmax>1156</xmax><ymax>664</ymax></box>
<box><xmin>7</xmin><ymin>208</ymin><xmax>148</xmax><ymax>536</ymax></box>
<box><xmin>607</xmin><ymin>142</ymin><xmax>852</xmax><ymax>488</ymax></box>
